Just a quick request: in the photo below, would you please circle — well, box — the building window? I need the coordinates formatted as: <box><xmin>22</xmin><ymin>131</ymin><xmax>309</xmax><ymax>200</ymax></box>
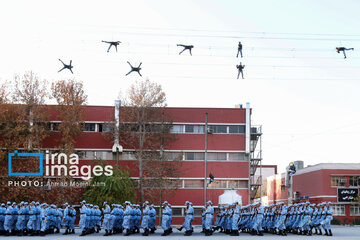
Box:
<box><xmin>228</xmin><ymin>180</ymin><xmax>248</xmax><ymax>189</ymax></box>
<box><xmin>193</xmin><ymin>208</ymin><xmax>203</xmax><ymax>217</ymax></box>
<box><xmin>207</xmin><ymin>180</ymin><xmax>227</xmax><ymax>189</ymax></box>
<box><xmin>185</xmin><ymin>152</ymin><xmax>205</xmax><ymax>161</ymax></box>
<box><xmin>99</xmin><ymin>123</ymin><xmax>111</xmax><ymax>132</ymax></box>
<box><xmin>349</xmin><ymin>176</ymin><xmax>360</xmax><ymax>187</ymax></box>
<box><xmin>331</xmin><ymin>176</ymin><xmax>347</xmax><ymax>187</ymax></box>
<box><xmin>77</xmin><ymin>151</ymin><xmax>95</xmax><ymax>160</ymax></box>
<box><xmin>163</xmin><ymin>152</ymin><xmax>183</xmax><ymax>161</ymax></box>
<box><xmin>185</xmin><ymin>125</ymin><xmax>204</xmax><ymax>133</ymax></box>
<box><xmin>84</xmin><ymin>123</ymin><xmax>96</xmax><ymax>132</ymax></box>
<box><xmin>170</xmin><ymin>125</ymin><xmax>184</xmax><ymax>133</ymax></box>
<box><xmin>184</xmin><ymin>180</ymin><xmax>204</xmax><ymax>188</ymax></box>
<box><xmin>333</xmin><ymin>204</ymin><xmax>346</xmax><ymax>216</ymax></box>
<box><xmin>209</xmin><ymin>125</ymin><xmax>227</xmax><ymax>133</ymax></box>
<box><xmin>229</xmin><ymin>125</ymin><xmax>245</xmax><ymax>134</ymax></box>
<box><xmin>228</xmin><ymin>153</ymin><xmax>246</xmax><ymax>161</ymax></box>
<box><xmin>172</xmin><ymin>208</ymin><xmax>183</xmax><ymax>216</ymax></box>
<box><xmin>350</xmin><ymin>205</ymin><xmax>360</xmax><ymax>216</ymax></box>
<box><xmin>94</xmin><ymin>151</ymin><xmax>112</xmax><ymax>160</ymax></box>
<box><xmin>52</xmin><ymin>122</ymin><xmax>61</xmax><ymax>131</ymax></box>
<box><xmin>207</xmin><ymin>152</ymin><xmax>227</xmax><ymax>161</ymax></box>
<box><xmin>122</xmin><ymin>152</ymin><xmax>137</xmax><ymax>160</ymax></box>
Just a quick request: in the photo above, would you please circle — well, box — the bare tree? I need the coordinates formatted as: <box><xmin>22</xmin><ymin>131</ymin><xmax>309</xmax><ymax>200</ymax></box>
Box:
<box><xmin>51</xmin><ymin>79</ymin><xmax>88</xmax><ymax>153</ymax></box>
<box><xmin>51</xmin><ymin>79</ymin><xmax>88</xmax><ymax>202</ymax></box>
<box><xmin>13</xmin><ymin>71</ymin><xmax>50</xmax><ymax>150</ymax></box>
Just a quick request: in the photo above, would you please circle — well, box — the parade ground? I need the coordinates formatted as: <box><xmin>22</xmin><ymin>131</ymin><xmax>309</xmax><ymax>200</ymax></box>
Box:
<box><xmin>2</xmin><ymin>226</ymin><xmax>360</xmax><ymax>240</ymax></box>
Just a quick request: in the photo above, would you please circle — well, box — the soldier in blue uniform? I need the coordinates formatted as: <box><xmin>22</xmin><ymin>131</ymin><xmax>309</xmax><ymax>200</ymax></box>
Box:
<box><xmin>161</xmin><ymin>201</ymin><xmax>171</xmax><ymax>236</ymax></box>
<box><xmin>230</xmin><ymin>202</ymin><xmax>240</xmax><ymax>236</ymax></box>
<box><xmin>11</xmin><ymin>202</ymin><xmax>18</xmax><ymax>235</ymax></box>
<box><xmin>204</xmin><ymin>200</ymin><xmax>214</xmax><ymax>236</ymax></box>
<box><xmin>130</xmin><ymin>204</ymin><xmax>137</xmax><ymax>234</ymax></box>
<box><xmin>70</xmin><ymin>206</ymin><xmax>76</xmax><ymax>234</ymax></box>
<box><xmin>148</xmin><ymin>204</ymin><xmax>156</xmax><ymax>234</ymax></box>
<box><xmin>79</xmin><ymin>200</ymin><xmax>87</xmax><ymax>234</ymax></box>
<box><xmin>109</xmin><ymin>204</ymin><xmax>117</xmax><ymax>235</ymax></box>
<box><xmin>16</xmin><ymin>202</ymin><xmax>25</xmax><ymax>236</ymax></box>
<box><xmin>321</xmin><ymin>202</ymin><xmax>333</xmax><ymax>236</ymax></box>
<box><xmin>135</xmin><ymin>204</ymin><xmax>141</xmax><ymax>233</ymax></box>
<box><xmin>141</xmin><ymin>201</ymin><xmax>150</xmax><ymax>236</ymax></box>
<box><xmin>123</xmin><ymin>201</ymin><xmax>132</xmax><ymax>236</ymax></box>
<box><xmin>94</xmin><ymin>205</ymin><xmax>102</xmax><ymax>233</ymax></box>
<box><xmin>102</xmin><ymin>202</ymin><xmax>111</xmax><ymax>236</ymax></box>
<box><xmin>177</xmin><ymin>201</ymin><xmax>194</xmax><ymax>236</ymax></box>
<box><xmin>63</xmin><ymin>203</ymin><xmax>71</xmax><ymax>235</ymax></box>
<box><xmin>27</xmin><ymin>202</ymin><xmax>36</xmax><ymax>236</ymax></box>
<box><xmin>4</xmin><ymin>202</ymin><xmax>13</xmax><ymax>236</ymax></box>
<box><xmin>0</xmin><ymin>203</ymin><xmax>5</xmax><ymax>235</ymax></box>
<box><xmin>213</xmin><ymin>206</ymin><xmax>224</xmax><ymax>233</ymax></box>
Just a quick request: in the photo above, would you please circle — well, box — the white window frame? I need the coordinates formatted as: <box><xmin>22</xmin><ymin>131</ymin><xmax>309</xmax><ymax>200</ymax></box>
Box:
<box><xmin>333</xmin><ymin>204</ymin><xmax>346</xmax><ymax>216</ymax></box>
<box><xmin>350</xmin><ymin>205</ymin><xmax>360</xmax><ymax>216</ymax></box>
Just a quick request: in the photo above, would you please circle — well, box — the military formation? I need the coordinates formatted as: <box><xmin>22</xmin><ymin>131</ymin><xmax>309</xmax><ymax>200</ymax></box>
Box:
<box><xmin>214</xmin><ymin>201</ymin><xmax>334</xmax><ymax>236</ymax></box>
<box><xmin>0</xmin><ymin>199</ymin><xmax>333</xmax><ymax>237</ymax></box>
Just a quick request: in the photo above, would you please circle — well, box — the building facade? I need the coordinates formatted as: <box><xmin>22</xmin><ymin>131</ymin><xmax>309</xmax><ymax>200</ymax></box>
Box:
<box><xmin>41</xmin><ymin>103</ymin><xmax>262</xmax><ymax>224</ymax></box>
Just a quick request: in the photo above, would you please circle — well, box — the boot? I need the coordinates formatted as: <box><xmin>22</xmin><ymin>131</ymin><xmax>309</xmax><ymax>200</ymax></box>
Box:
<box><xmin>17</xmin><ymin>230</ymin><xmax>23</xmax><ymax>236</ymax></box>
<box><xmin>125</xmin><ymin>229</ymin><xmax>131</xmax><ymax>236</ymax></box>
<box><xmin>200</xmin><ymin>228</ymin><xmax>205</xmax><ymax>233</ymax></box>
<box><xmin>142</xmin><ymin>228</ymin><xmax>149</xmax><ymax>236</ymax></box>
<box><xmin>39</xmin><ymin>231</ymin><xmax>46</xmax><ymax>236</ymax></box>
<box><xmin>177</xmin><ymin>226</ymin><xmax>183</xmax><ymax>231</ymax></box>
<box><xmin>318</xmin><ymin>229</ymin><xmax>322</xmax><ymax>235</ymax></box>
<box><xmin>161</xmin><ymin>229</ymin><xmax>168</xmax><ymax>236</ymax></box>
<box><xmin>71</xmin><ymin>229</ymin><xmax>75</xmax><ymax>234</ymax></box>
<box><xmin>80</xmin><ymin>230</ymin><xmax>87</xmax><ymax>236</ymax></box>
<box><xmin>184</xmin><ymin>230</ymin><xmax>192</xmax><ymax>236</ymax></box>
<box><xmin>329</xmin><ymin>229</ymin><xmax>333</xmax><ymax>236</ymax></box>
<box><xmin>63</xmin><ymin>229</ymin><xmax>69</xmax><ymax>235</ymax></box>
<box><xmin>232</xmin><ymin>230</ymin><xmax>239</xmax><ymax>236</ymax></box>
<box><xmin>315</xmin><ymin>229</ymin><xmax>318</xmax><ymax>235</ymax></box>
<box><xmin>325</xmin><ymin>229</ymin><xmax>329</xmax><ymax>236</ymax></box>
<box><xmin>104</xmin><ymin>230</ymin><xmax>109</xmax><ymax>236</ymax></box>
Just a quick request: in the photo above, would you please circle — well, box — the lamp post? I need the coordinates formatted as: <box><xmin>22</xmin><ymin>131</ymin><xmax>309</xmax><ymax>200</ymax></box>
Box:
<box><xmin>204</xmin><ymin>112</ymin><xmax>208</xmax><ymax>205</ymax></box>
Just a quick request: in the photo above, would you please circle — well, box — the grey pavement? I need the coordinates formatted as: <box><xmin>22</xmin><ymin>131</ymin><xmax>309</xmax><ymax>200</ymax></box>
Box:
<box><xmin>2</xmin><ymin>226</ymin><xmax>360</xmax><ymax>240</ymax></box>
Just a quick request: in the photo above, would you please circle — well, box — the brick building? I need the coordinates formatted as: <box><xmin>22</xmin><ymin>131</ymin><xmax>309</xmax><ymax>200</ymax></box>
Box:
<box><xmin>40</xmin><ymin>102</ymin><xmax>263</xmax><ymax>224</ymax></box>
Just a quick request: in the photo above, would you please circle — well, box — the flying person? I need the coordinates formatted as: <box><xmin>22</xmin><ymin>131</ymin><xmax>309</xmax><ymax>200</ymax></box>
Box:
<box><xmin>236</xmin><ymin>41</ymin><xmax>243</xmax><ymax>58</ymax></box>
<box><xmin>236</xmin><ymin>62</ymin><xmax>245</xmax><ymax>79</ymax></box>
<box><xmin>102</xmin><ymin>41</ymin><xmax>121</xmax><ymax>52</ymax></box>
<box><xmin>177</xmin><ymin>44</ymin><xmax>194</xmax><ymax>56</ymax></box>
<box><xmin>336</xmin><ymin>47</ymin><xmax>354</xmax><ymax>59</ymax></box>
<box><xmin>125</xmin><ymin>62</ymin><xmax>142</xmax><ymax>77</ymax></box>
<box><xmin>58</xmin><ymin>59</ymin><xmax>73</xmax><ymax>74</ymax></box>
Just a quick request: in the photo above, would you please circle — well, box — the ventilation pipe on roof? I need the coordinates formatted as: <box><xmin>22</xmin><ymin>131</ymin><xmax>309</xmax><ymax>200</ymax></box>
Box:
<box><xmin>245</xmin><ymin>102</ymin><xmax>251</xmax><ymax>154</ymax></box>
<box><xmin>112</xmin><ymin>100</ymin><xmax>123</xmax><ymax>153</ymax></box>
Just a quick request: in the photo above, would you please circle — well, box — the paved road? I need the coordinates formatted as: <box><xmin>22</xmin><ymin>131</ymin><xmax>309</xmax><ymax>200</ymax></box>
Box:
<box><xmin>3</xmin><ymin>226</ymin><xmax>360</xmax><ymax>239</ymax></box>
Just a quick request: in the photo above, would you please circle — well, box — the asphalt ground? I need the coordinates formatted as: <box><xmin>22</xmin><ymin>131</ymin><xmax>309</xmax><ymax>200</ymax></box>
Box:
<box><xmin>2</xmin><ymin>226</ymin><xmax>360</xmax><ymax>240</ymax></box>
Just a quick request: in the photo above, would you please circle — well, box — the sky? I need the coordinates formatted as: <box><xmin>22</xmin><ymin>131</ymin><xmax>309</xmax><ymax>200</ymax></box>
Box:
<box><xmin>1</xmin><ymin>0</ymin><xmax>360</xmax><ymax>171</ymax></box>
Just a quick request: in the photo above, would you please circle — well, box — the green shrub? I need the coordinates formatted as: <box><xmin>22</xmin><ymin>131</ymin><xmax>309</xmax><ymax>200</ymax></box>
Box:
<box><xmin>331</xmin><ymin>218</ymin><xmax>341</xmax><ymax>225</ymax></box>
<box><xmin>353</xmin><ymin>218</ymin><xmax>360</xmax><ymax>225</ymax></box>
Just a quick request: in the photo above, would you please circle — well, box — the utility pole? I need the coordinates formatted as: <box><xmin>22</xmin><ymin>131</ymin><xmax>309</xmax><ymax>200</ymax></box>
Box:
<box><xmin>204</xmin><ymin>112</ymin><xmax>208</xmax><ymax>205</ymax></box>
